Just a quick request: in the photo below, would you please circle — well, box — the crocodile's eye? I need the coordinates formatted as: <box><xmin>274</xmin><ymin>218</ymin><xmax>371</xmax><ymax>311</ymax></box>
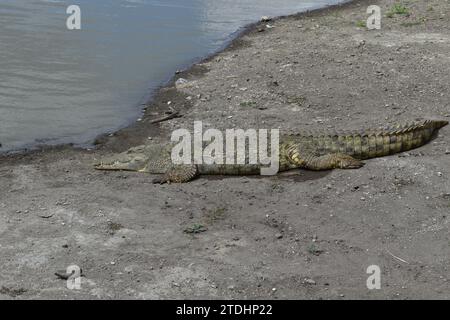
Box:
<box><xmin>126</xmin><ymin>157</ymin><xmax>146</xmax><ymax>170</ymax></box>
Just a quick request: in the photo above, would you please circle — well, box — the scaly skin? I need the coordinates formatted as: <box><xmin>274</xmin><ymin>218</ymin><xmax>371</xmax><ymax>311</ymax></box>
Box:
<box><xmin>94</xmin><ymin>119</ymin><xmax>448</xmax><ymax>183</ymax></box>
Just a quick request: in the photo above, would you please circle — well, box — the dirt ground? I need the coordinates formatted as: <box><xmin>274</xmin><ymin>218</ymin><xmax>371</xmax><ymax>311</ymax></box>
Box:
<box><xmin>1</xmin><ymin>0</ymin><xmax>449</xmax><ymax>299</ymax></box>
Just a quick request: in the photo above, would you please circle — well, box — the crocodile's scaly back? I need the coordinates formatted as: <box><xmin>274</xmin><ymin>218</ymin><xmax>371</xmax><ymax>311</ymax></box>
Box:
<box><xmin>288</xmin><ymin>119</ymin><xmax>448</xmax><ymax>160</ymax></box>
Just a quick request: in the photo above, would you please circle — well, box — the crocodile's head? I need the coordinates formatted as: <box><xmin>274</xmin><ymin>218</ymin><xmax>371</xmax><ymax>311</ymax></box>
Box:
<box><xmin>95</xmin><ymin>154</ymin><xmax>147</xmax><ymax>171</ymax></box>
<box><xmin>94</xmin><ymin>144</ymin><xmax>156</xmax><ymax>171</ymax></box>
<box><xmin>94</xmin><ymin>143</ymin><xmax>172</xmax><ymax>173</ymax></box>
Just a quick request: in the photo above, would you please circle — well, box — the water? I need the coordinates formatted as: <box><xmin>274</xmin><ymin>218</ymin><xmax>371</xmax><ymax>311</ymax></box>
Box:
<box><xmin>0</xmin><ymin>0</ymin><xmax>342</xmax><ymax>152</ymax></box>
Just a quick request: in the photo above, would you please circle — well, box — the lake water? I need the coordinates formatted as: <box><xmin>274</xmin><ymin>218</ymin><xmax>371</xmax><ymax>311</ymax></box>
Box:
<box><xmin>0</xmin><ymin>0</ymin><xmax>342</xmax><ymax>152</ymax></box>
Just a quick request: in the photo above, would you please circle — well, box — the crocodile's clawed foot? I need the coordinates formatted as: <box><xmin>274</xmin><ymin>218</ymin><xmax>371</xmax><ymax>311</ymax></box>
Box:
<box><xmin>152</xmin><ymin>176</ymin><xmax>170</xmax><ymax>184</ymax></box>
<box><xmin>335</xmin><ymin>154</ymin><xmax>364</xmax><ymax>169</ymax></box>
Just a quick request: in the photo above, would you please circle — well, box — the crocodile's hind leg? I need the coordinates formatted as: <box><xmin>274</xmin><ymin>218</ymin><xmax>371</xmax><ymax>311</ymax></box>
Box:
<box><xmin>288</xmin><ymin>148</ymin><xmax>364</xmax><ymax>171</ymax></box>
<box><xmin>302</xmin><ymin>153</ymin><xmax>364</xmax><ymax>170</ymax></box>
<box><xmin>152</xmin><ymin>164</ymin><xmax>199</xmax><ymax>184</ymax></box>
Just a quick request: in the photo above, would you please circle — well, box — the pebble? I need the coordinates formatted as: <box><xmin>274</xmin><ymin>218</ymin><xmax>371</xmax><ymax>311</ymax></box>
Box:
<box><xmin>304</xmin><ymin>278</ymin><xmax>316</xmax><ymax>285</ymax></box>
<box><xmin>175</xmin><ymin>78</ymin><xmax>188</xmax><ymax>88</ymax></box>
<box><xmin>38</xmin><ymin>213</ymin><xmax>54</xmax><ymax>218</ymax></box>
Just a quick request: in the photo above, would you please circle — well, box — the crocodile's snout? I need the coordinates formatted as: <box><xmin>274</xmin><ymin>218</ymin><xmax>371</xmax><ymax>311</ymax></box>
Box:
<box><xmin>94</xmin><ymin>155</ymin><xmax>147</xmax><ymax>171</ymax></box>
<box><xmin>94</xmin><ymin>159</ymin><xmax>122</xmax><ymax>170</ymax></box>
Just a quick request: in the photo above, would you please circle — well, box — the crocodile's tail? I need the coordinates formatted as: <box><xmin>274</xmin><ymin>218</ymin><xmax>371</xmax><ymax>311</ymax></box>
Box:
<box><xmin>307</xmin><ymin>119</ymin><xmax>448</xmax><ymax>160</ymax></box>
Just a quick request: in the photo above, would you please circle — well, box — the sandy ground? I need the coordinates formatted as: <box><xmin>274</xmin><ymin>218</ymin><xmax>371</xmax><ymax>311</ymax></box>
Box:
<box><xmin>1</xmin><ymin>0</ymin><xmax>449</xmax><ymax>299</ymax></box>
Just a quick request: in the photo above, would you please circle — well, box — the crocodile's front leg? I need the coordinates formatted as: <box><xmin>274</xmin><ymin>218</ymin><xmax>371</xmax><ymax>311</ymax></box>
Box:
<box><xmin>152</xmin><ymin>164</ymin><xmax>199</xmax><ymax>184</ymax></box>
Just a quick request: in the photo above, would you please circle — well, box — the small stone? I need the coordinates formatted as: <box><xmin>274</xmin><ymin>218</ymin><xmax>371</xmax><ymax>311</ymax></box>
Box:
<box><xmin>437</xmin><ymin>172</ymin><xmax>443</xmax><ymax>177</ymax></box>
<box><xmin>304</xmin><ymin>278</ymin><xmax>316</xmax><ymax>285</ymax></box>
<box><xmin>260</xmin><ymin>16</ymin><xmax>272</xmax><ymax>22</ymax></box>
<box><xmin>38</xmin><ymin>213</ymin><xmax>54</xmax><ymax>218</ymax></box>
<box><xmin>175</xmin><ymin>78</ymin><xmax>189</xmax><ymax>89</ymax></box>
<box><xmin>125</xmin><ymin>266</ymin><xmax>133</xmax><ymax>273</ymax></box>
<box><xmin>275</xmin><ymin>233</ymin><xmax>283</xmax><ymax>239</ymax></box>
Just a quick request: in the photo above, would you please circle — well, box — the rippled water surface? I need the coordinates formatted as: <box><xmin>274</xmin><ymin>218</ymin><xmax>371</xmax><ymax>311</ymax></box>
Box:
<box><xmin>0</xmin><ymin>0</ymin><xmax>342</xmax><ymax>151</ymax></box>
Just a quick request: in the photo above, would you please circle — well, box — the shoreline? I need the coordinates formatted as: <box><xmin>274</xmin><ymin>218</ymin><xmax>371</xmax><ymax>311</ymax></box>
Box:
<box><xmin>1</xmin><ymin>0</ymin><xmax>449</xmax><ymax>299</ymax></box>
<box><xmin>95</xmin><ymin>0</ymin><xmax>361</xmax><ymax>153</ymax></box>
<box><xmin>0</xmin><ymin>0</ymin><xmax>358</xmax><ymax>159</ymax></box>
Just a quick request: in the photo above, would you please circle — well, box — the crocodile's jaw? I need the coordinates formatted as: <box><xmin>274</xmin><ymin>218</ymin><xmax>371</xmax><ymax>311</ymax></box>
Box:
<box><xmin>94</xmin><ymin>143</ymin><xmax>173</xmax><ymax>173</ymax></box>
<box><xmin>94</xmin><ymin>156</ymin><xmax>148</xmax><ymax>172</ymax></box>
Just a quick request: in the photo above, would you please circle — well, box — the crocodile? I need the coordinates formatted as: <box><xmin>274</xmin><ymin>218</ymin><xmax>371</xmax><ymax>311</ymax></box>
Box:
<box><xmin>94</xmin><ymin>119</ymin><xmax>448</xmax><ymax>183</ymax></box>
